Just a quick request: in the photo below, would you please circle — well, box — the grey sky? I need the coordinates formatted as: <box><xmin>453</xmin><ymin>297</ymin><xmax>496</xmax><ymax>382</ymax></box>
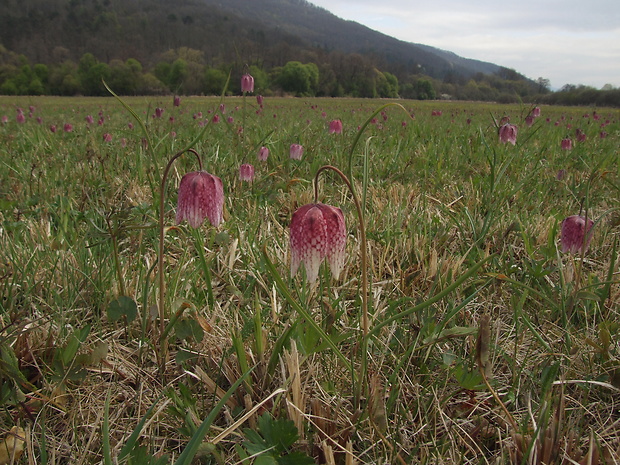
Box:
<box><xmin>308</xmin><ymin>0</ymin><xmax>620</xmax><ymax>89</ymax></box>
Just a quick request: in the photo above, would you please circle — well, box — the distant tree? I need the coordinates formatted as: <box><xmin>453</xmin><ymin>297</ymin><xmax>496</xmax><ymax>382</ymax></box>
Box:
<box><xmin>276</xmin><ymin>61</ymin><xmax>318</xmax><ymax>96</ymax></box>
<box><xmin>204</xmin><ymin>67</ymin><xmax>228</xmax><ymax>95</ymax></box>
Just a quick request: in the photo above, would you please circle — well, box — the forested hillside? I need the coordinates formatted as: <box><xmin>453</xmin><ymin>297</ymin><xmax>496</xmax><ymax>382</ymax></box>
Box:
<box><xmin>0</xmin><ymin>0</ymin><xmax>616</xmax><ymax>104</ymax></box>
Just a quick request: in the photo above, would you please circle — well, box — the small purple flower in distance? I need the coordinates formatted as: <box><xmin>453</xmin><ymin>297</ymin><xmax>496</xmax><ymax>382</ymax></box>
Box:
<box><xmin>239</xmin><ymin>163</ymin><xmax>255</xmax><ymax>182</ymax></box>
<box><xmin>173</xmin><ymin>96</ymin><xmax>181</xmax><ymax>107</ymax></box>
<box><xmin>154</xmin><ymin>107</ymin><xmax>164</xmax><ymax>118</ymax></box>
<box><xmin>532</xmin><ymin>107</ymin><xmax>541</xmax><ymax>118</ymax></box>
<box><xmin>561</xmin><ymin>215</ymin><xmax>594</xmax><ymax>254</ymax></box>
<box><xmin>290</xmin><ymin>144</ymin><xmax>304</xmax><ymax>160</ymax></box>
<box><xmin>257</xmin><ymin>94</ymin><xmax>264</xmax><ymax>106</ymax></box>
<box><xmin>49</xmin><ymin>125</ymin><xmax>57</xmax><ymax>133</ymax></box>
<box><xmin>16</xmin><ymin>112</ymin><xmax>25</xmax><ymax>124</ymax></box>
<box><xmin>499</xmin><ymin>123</ymin><xmax>518</xmax><ymax>145</ymax></box>
<box><xmin>525</xmin><ymin>115</ymin><xmax>534</xmax><ymax>127</ymax></box>
<box><xmin>241</xmin><ymin>74</ymin><xmax>254</xmax><ymax>93</ymax></box>
<box><xmin>328</xmin><ymin>119</ymin><xmax>343</xmax><ymax>134</ymax></box>
<box><xmin>103</xmin><ymin>133</ymin><xmax>112</xmax><ymax>142</ymax></box>
<box><xmin>561</xmin><ymin>138</ymin><xmax>573</xmax><ymax>150</ymax></box>
<box><xmin>176</xmin><ymin>171</ymin><xmax>224</xmax><ymax>228</ymax></box>
<box><xmin>1</xmin><ymin>115</ymin><xmax>8</xmax><ymax>124</ymax></box>
<box><xmin>86</xmin><ymin>115</ymin><xmax>94</xmax><ymax>124</ymax></box>
<box><xmin>63</xmin><ymin>123</ymin><xmax>73</xmax><ymax>132</ymax></box>
<box><xmin>290</xmin><ymin>203</ymin><xmax>347</xmax><ymax>283</ymax></box>
<box><xmin>258</xmin><ymin>146</ymin><xmax>270</xmax><ymax>161</ymax></box>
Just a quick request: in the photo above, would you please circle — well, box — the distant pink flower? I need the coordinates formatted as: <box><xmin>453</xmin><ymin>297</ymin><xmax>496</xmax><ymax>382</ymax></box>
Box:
<box><xmin>561</xmin><ymin>138</ymin><xmax>572</xmax><ymax>150</ymax></box>
<box><xmin>290</xmin><ymin>203</ymin><xmax>347</xmax><ymax>283</ymax></box>
<box><xmin>499</xmin><ymin>123</ymin><xmax>518</xmax><ymax>145</ymax></box>
<box><xmin>128</xmin><ymin>122</ymin><xmax>134</xmax><ymax>129</ymax></box>
<box><xmin>525</xmin><ymin>115</ymin><xmax>534</xmax><ymax>127</ymax></box>
<box><xmin>173</xmin><ymin>96</ymin><xmax>181</xmax><ymax>107</ymax></box>
<box><xmin>212</xmin><ymin>114</ymin><xmax>220</xmax><ymax>123</ymax></box>
<box><xmin>29</xmin><ymin>105</ymin><xmax>35</xmax><ymax>113</ymax></box>
<box><xmin>63</xmin><ymin>123</ymin><xmax>73</xmax><ymax>132</ymax></box>
<box><xmin>290</xmin><ymin>144</ymin><xmax>304</xmax><ymax>160</ymax></box>
<box><xmin>36</xmin><ymin>117</ymin><xmax>42</xmax><ymax>124</ymax></box>
<box><xmin>86</xmin><ymin>115</ymin><xmax>94</xmax><ymax>124</ymax></box>
<box><xmin>241</xmin><ymin>74</ymin><xmax>254</xmax><ymax>93</ymax></box>
<box><xmin>176</xmin><ymin>171</ymin><xmax>224</xmax><ymax>228</ymax></box>
<box><xmin>1</xmin><ymin>115</ymin><xmax>8</xmax><ymax>124</ymax></box>
<box><xmin>219</xmin><ymin>103</ymin><xmax>226</xmax><ymax>114</ymax></box>
<box><xmin>556</xmin><ymin>169</ymin><xmax>567</xmax><ymax>180</ymax></box>
<box><xmin>154</xmin><ymin>107</ymin><xmax>164</xmax><ymax>118</ymax></box>
<box><xmin>561</xmin><ymin>215</ymin><xmax>594</xmax><ymax>254</ymax></box>
<box><xmin>258</xmin><ymin>146</ymin><xmax>270</xmax><ymax>161</ymax></box>
<box><xmin>600</xmin><ymin>131</ymin><xmax>607</xmax><ymax>139</ymax></box>
<box><xmin>227</xmin><ymin>116</ymin><xmax>234</xmax><ymax>124</ymax></box>
<box><xmin>532</xmin><ymin>107</ymin><xmax>541</xmax><ymax>118</ymax></box>
<box><xmin>256</xmin><ymin>95</ymin><xmax>264</xmax><ymax>106</ymax></box>
<box><xmin>98</xmin><ymin>117</ymin><xmax>104</xmax><ymax>126</ymax></box>
<box><xmin>103</xmin><ymin>133</ymin><xmax>112</xmax><ymax>142</ymax></box>
<box><xmin>328</xmin><ymin>119</ymin><xmax>343</xmax><ymax>134</ymax></box>
<box><xmin>49</xmin><ymin>125</ymin><xmax>57</xmax><ymax>133</ymax></box>
<box><xmin>239</xmin><ymin>163</ymin><xmax>255</xmax><ymax>182</ymax></box>
<box><xmin>16</xmin><ymin>112</ymin><xmax>25</xmax><ymax>124</ymax></box>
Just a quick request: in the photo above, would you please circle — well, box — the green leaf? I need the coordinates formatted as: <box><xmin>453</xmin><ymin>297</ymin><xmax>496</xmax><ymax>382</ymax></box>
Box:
<box><xmin>59</xmin><ymin>325</ymin><xmax>90</xmax><ymax>367</ymax></box>
<box><xmin>278</xmin><ymin>452</ymin><xmax>316</xmax><ymax>465</ymax></box>
<box><xmin>107</xmin><ymin>296</ymin><xmax>138</xmax><ymax>323</ymax></box>
<box><xmin>258</xmin><ymin>414</ymin><xmax>299</xmax><ymax>452</ymax></box>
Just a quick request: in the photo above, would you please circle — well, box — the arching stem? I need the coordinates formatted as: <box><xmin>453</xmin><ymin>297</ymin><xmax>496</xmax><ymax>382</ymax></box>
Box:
<box><xmin>157</xmin><ymin>148</ymin><xmax>203</xmax><ymax>367</ymax></box>
<box><xmin>314</xmin><ymin>165</ymin><xmax>369</xmax><ymax>407</ymax></box>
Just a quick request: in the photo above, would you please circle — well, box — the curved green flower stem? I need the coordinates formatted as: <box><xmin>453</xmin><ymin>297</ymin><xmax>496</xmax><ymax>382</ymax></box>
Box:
<box><xmin>157</xmin><ymin>148</ymin><xmax>203</xmax><ymax>370</ymax></box>
<box><xmin>346</xmin><ymin>102</ymin><xmax>414</xmax><ymax>201</ymax></box>
<box><xmin>314</xmin><ymin>164</ymin><xmax>368</xmax><ymax>408</ymax></box>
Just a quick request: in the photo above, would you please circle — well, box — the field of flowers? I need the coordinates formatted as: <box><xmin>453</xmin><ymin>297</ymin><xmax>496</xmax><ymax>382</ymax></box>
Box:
<box><xmin>0</xmin><ymin>91</ymin><xmax>619</xmax><ymax>464</ymax></box>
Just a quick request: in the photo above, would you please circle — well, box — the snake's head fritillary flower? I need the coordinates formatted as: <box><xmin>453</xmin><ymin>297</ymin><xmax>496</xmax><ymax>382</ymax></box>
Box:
<box><xmin>561</xmin><ymin>138</ymin><xmax>573</xmax><ymax>150</ymax></box>
<box><xmin>176</xmin><ymin>171</ymin><xmax>224</xmax><ymax>228</ymax></box>
<box><xmin>532</xmin><ymin>107</ymin><xmax>541</xmax><ymax>118</ymax></box>
<box><xmin>63</xmin><ymin>123</ymin><xmax>73</xmax><ymax>132</ymax></box>
<box><xmin>173</xmin><ymin>96</ymin><xmax>181</xmax><ymax>107</ymax></box>
<box><xmin>239</xmin><ymin>163</ymin><xmax>255</xmax><ymax>182</ymax></box>
<box><xmin>241</xmin><ymin>74</ymin><xmax>254</xmax><ymax>93</ymax></box>
<box><xmin>561</xmin><ymin>215</ymin><xmax>594</xmax><ymax>254</ymax></box>
<box><xmin>499</xmin><ymin>123</ymin><xmax>518</xmax><ymax>145</ymax></box>
<box><xmin>290</xmin><ymin>144</ymin><xmax>304</xmax><ymax>160</ymax></box>
<box><xmin>256</xmin><ymin>94</ymin><xmax>264</xmax><ymax>106</ymax></box>
<box><xmin>258</xmin><ymin>146</ymin><xmax>270</xmax><ymax>161</ymax></box>
<box><xmin>290</xmin><ymin>203</ymin><xmax>346</xmax><ymax>283</ymax></box>
<box><xmin>328</xmin><ymin>119</ymin><xmax>343</xmax><ymax>134</ymax></box>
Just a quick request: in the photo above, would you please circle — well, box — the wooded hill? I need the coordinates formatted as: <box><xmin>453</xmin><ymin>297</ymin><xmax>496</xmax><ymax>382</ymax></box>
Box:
<box><xmin>2</xmin><ymin>0</ymin><xmax>613</xmax><ymax>104</ymax></box>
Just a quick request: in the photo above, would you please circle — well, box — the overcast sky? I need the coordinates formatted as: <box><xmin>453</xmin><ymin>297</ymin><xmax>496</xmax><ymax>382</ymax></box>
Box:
<box><xmin>308</xmin><ymin>0</ymin><xmax>620</xmax><ymax>90</ymax></box>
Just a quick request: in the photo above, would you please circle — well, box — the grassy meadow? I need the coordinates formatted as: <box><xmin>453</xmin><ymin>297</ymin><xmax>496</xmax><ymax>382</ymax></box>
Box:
<box><xmin>0</xmin><ymin>94</ymin><xmax>619</xmax><ymax>464</ymax></box>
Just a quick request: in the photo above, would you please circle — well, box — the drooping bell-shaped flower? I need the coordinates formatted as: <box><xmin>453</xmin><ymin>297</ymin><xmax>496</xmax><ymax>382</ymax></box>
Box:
<box><xmin>328</xmin><ymin>119</ymin><xmax>343</xmax><ymax>134</ymax></box>
<box><xmin>290</xmin><ymin>203</ymin><xmax>346</xmax><ymax>283</ymax></box>
<box><xmin>241</xmin><ymin>74</ymin><xmax>254</xmax><ymax>93</ymax></box>
<box><xmin>290</xmin><ymin>143</ymin><xmax>304</xmax><ymax>160</ymax></box>
<box><xmin>258</xmin><ymin>146</ymin><xmax>269</xmax><ymax>161</ymax></box>
<box><xmin>499</xmin><ymin>123</ymin><xmax>518</xmax><ymax>145</ymax></box>
<box><xmin>239</xmin><ymin>163</ymin><xmax>255</xmax><ymax>182</ymax></box>
<box><xmin>176</xmin><ymin>171</ymin><xmax>224</xmax><ymax>228</ymax></box>
<box><xmin>561</xmin><ymin>215</ymin><xmax>594</xmax><ymax>254</ymax></box>
<box><xmin>561</xmin><ymin>138</ymin><xmax>573</xmax><ymax>150</ymax></box>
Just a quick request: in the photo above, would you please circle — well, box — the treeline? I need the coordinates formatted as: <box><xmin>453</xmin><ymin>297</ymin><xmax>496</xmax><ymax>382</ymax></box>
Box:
<box><xmin>0</xmin><ymin>44</ymin><xmax>557</xmax><ymax>103</ymax></box>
